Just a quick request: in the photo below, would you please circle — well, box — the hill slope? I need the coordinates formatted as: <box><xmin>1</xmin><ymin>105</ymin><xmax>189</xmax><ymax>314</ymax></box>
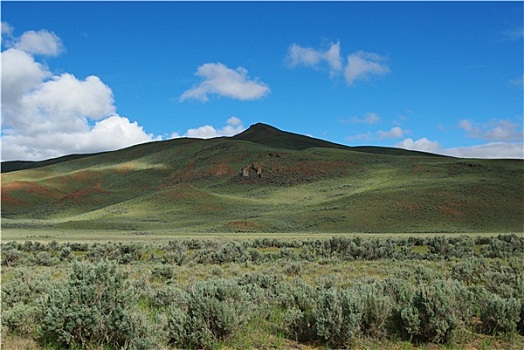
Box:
<box><xmin>2</xmin><ymin>124</ymin><xmax>523</xmax><ymax>234</ymax></box>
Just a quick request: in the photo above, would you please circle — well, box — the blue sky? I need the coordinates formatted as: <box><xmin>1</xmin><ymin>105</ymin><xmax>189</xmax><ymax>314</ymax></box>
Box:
<box><xmin>1</xmin><ymin>1</ymin><xmax>523</xmax><ymax>161</ymax></box>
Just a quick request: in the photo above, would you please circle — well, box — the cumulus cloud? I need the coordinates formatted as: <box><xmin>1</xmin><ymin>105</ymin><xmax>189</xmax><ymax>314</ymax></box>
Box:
<box><xmin>345</xmin><ymin>51</ymin><xmax>390</xmax><ymax>85</ymax></box>
<box><xmin>459</xmin><ymin>119</ymin><xmax>523</xmax><ymax>142</ymax></box>
<box><xmin>14</xmin><ymin>29</ymin><xmax>64</xmax><ymax>56</ymax></box>
<box><xmin>286</xmin><ymin>42</ymin><xmax>342</xmax><ymax>77</ymax></box>
<box><xmin>377</xmin><ymin>126</ymin><xmax>407</xmax><ymax>139</ymax></box>
<box><xmin>180</xmin><ymin>63</ymin><xmax>270</xmax><ymax>102</ymax></box>
<box><xmin>286</xmin><ymin>42</ymin><xmax>390</xmax><ymax>85</ymax></box>
<box><xmin>396</xmin><ymin>137</ymin><xmax>523</xmax><ymax>159</ymax></box>
<box><xmin>343</xmin><ymin>112</ymin><xmax>381</xmax><ymax>124</ymax></box>
<box><xmin>444</xmin><ymin>143</ymin><xmax>524</xmax><ymax>159</ymax></box>
<box><xmin>345</xmin><ymin>132</ymin><xmax>373</xmax><ymax>142</ymax></box>
<box><xmin>1</xmin><ymin>21</ymin><xmax>13</xmax><ymax>36</ymax></box>
<box><xmin>1</xmin><ymin>25</ymin><xmax>157</xmax><ymax>161</ymax></box>
<box><xmin>396</xmin><ymin>137</ymin><xmax>443</xmax><ymax>154</ymax></box>
<box><xmin>345</xmin><ymin>125</ymin><xmax>406</xmax><ymax>143</ymax></box>
<box><xmin>172</xmin><ymin>117</ymin><xmax>245</xmax><ymax>139</ymax></box>
<box><xmin>2</xmin><ymin>116</ymin><xmax>156</xmax><ymax>161</ymax></box>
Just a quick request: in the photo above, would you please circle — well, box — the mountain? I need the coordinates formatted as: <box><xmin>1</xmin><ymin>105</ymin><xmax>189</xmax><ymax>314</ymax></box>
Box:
<box><xmin>2</xmin><ymin>123</ymin><xmax>523</xmax><ymax>234</ymax></box>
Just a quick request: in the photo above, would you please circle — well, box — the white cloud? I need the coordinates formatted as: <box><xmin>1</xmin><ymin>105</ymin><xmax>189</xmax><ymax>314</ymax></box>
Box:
<box><xmin>377</xmin><ymin>126</ymin><xmax>406</xmax><ymax>139</ymax></box>
<box><xmin>459</xmin><ymin>119</ymin><xmax>523</xmax><ymax>142</ymax></box>
<box><xmin>1</xmin><ymin>48</ymin><xmax>50</xmax><ymax>124</ymax></box>
<box><xmin>286</xmin><ymin>42</ymin><xmax>389</xmax><ymax>86</ymax></box>
<box><xmin>287</xmin><ymin>42</ymin><xmax>342</xmax><ymax>77</ymax></box>
<box><xmin>180</xmin><ymin>63</ymin><xmax>270</xmax><ymax>102</ymax></box>
<box><xmin>444</xmin><ymin>143</ymin><xmax>524</xmax><ymax>159</ymax></box>
<box><xmin>396</xmin><ymin>137</ymin><xmax>443</xmax><ymax>154</ymax></box>
<box><xmin>345</xmin><ymin>51</ymin><xmax>390</xmax><ymax>85</ymax></box>
<box><xmin>1</xmin><ymin>21</ymin><xmax>13</xmax><ymax>36</ymax></box>
<box><xmin>14</xmin><ymin>29</ymin><xmax>63</xmax><ymax>56</ymax></box>
<box><xmin>1</xmin><ymin>26</ymin><xmax>158</xmax><ymax>161</ymax></box>
<box><xmin>345</xmin><ymin>132</ymin><xmax>373</xmax><ymax>143</ymax></box>
<box><xmin>396</xmin><ymin>137</ymin><xmax>523</xmax><ymax>159</ymax></box>
<box><xmin>171</xmin><ymin>117</ymin><xmax>245</xmax><ymax>139</ymax></box>
<box><xmin>2</xmin><ymin>115</ymin><xmax>157</xmax><ymax>161</ymax></box>
<box><xmin>227</xmin><ymin>116</ymin><xmax>242</xmax><ymax>126</ymax></box>
<box><xmin>345</xmin><ymin>125</ymin><xmax>406</xmax><ymax>143</ymax></box>
<box><xmin>343</xmin><ymin>112</ymin><xmax>381</xmax><ymax>124</ymax></box>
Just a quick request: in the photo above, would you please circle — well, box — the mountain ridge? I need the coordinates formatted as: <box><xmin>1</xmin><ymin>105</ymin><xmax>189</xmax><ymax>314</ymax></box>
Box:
<box><xmin>1</xmin><ymin>123</ymin><xmax>522</xmax><ymax>234</ymax></box>
<box><xmin>1</xmin><ymin>123</ymin><xmax>444</xmax><ymax>173</ymax></box>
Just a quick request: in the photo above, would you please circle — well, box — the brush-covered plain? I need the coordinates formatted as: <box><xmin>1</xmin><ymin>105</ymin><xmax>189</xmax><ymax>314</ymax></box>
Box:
<box><xmin>1</xmin><ymin>234</ymin><xmax>524</xmax><ymax>349</ymax></box>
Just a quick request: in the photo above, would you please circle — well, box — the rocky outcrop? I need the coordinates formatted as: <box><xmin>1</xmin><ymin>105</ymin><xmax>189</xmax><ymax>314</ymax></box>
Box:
<box><xmin>241</xmin><ymin>163</ymin><xmax>264</xmax><ymax>178</ymax></box>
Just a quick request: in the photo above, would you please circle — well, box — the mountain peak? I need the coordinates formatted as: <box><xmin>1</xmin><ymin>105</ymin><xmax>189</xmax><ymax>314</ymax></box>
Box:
<box><xmin>238</xmin><ymin>122</ymin><xmax>281</xmax><ymax>135</ymax></box>
<box><xmin>233</xmin><ymin>122</ymin><xmax>349</xmax><ymax>151</ymax></box>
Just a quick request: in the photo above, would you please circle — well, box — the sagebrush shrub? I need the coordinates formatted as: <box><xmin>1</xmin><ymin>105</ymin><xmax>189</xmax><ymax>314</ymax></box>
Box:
<box><xmin>281</xmin><ymin>279</ymin><xmax>318</xmax><ymax>342</ymax></box>
<box><xmin>355</xmin><ymin>280</ymin><xmax>393</xmax><ymax>338</ymax></box>
<box><xmin>2</xmin><ymin>269</ymin><xmax>52</xmax><ymax>307</ymax></box>
<box><xmin>480</xmin><ymin>293</ymin><xmax>521</xmax><ymax>335</ymax></box>
<box><xmin>2</xmin><ymin>301</ymin><xmax>42</xmax><ymax>336</ymax></box>
<box><xmin>167</xmin><ymin>279</ymin><xmax>255</xmax><ymax>349</ymax></box>
<box><xmin>42</xmin><ymin>260</ymin><xmax>156</xmax><ymax>349</ymax></box>
<box><xmin>151</xmin><ymin>264</ymin><xmax>174</xmax><ymax>280</ymax></box>
<box><xmin>314</xmin><ymin>288</ymin><xmax>364</xmax><ymax>348</ymax></box>
<box><xmin>400</xmin><ymin>279</ymin><xmax>471</xmax><ymax>343</ymax></box>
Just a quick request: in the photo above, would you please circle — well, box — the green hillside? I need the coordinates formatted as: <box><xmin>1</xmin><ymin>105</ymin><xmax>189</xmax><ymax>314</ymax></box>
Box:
<box><xmin>2</xmin><ymin>123</ymin><xmax>523</xmax><ymax>234</ymax></box>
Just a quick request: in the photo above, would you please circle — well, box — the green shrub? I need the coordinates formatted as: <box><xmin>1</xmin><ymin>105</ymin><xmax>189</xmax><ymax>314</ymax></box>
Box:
<box><xmin>2</xmin><ymin>269</ymin><xmax>52</xmax><ymax>307</ymax></box>
<box><xmin>518</xmin><ymin>301</ymin><xmax>524</xmax><ymax>335</ymax></box>
<box><xmin>34</xmin><ymin>251</ymin><xmax>58</xmax><ymax>266</ymax></box>
<box><xmin>356</xmin><ymin>280</ymin><xmax>394</xmax><ymax>338</ymax></box>
<box><xmin>2</xmin><ymin>301</ymin><xmax>43</xmax><ymax>336</ymax></box>
<box><xmin>281</xmin><ymin>279</ymin><xmax>318</xmax><ymax>342</ymax></box>
<box><xmin>42</xmin><ymin>260</ymin><xmax>156</xmax><ymax>349</ymax></box>
<box><xmin>400</xmin><ymin>279</ymin><xmax>471</xmax><ymax>343</ymax></box>
<box><xmin>451</xmin><ymin>257</ymin><xmax>487</xmax><ymax>285</ymax></box>
<box><xmin>314</xmin><ymin>288</ymin><xmax>364</xmax><ymax>348</ymax></box>
<box><xmin>480</xmin><ymin>293</ymin><xmax>521</xmax><ymax>335</ymax></box>
<box><xmin>57</xmin><ymin>245</ymin><xmax>75</xmax><ymax>262</ymax></box>
<box><xmin>1</xmin><ymin>247</ymin><xmax>23</xmax><ymax>267</ymax></box>
<box><xmin>167</xmin><ymin>279</ymin><xmax>255</xmax><ymax>349</ymax></box>
<box><xmin>152</xmin><ymin>284</ymin><xmax>187</xmax><ymax>308</ymax></box>
<box><xmin>151</xmin><ymin>264</ymin><xmax>174</xmax><ymax>280</ymax></box>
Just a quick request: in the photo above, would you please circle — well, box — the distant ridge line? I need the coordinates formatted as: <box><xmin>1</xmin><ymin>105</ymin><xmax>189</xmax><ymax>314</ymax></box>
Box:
<box><xmin>1</xmin><ymin>122</ymin><xmax>447</xmax><ymax>173</ymax></box>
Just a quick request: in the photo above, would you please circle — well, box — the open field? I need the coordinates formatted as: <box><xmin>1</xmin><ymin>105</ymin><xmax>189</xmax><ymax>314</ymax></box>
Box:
<box><xmin>1</xmin><ymin>227</ymin><xmax>516</xmax><ymax>243</ymax></box>
<box><xmin>2</xmin><ymin>234</ymin><xmax>523</xmax><ymax>349</ymax></box>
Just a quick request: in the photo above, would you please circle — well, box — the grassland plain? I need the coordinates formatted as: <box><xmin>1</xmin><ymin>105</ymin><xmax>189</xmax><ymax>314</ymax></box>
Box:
<box><xmin>1</xmin><ymin>234</ymin><xmax>523</xmax><ymax>349</ymax></box>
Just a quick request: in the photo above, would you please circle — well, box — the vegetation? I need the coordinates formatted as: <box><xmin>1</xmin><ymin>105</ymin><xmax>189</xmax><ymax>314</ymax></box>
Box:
<box><xmin>2</xmin><ymin>234</ymin><xmax>523</xmax><ymax>349</ymax></box>
<box><xmin>2</xmin><ymin>123</ymin><xmax>523</xmax><ymax>234</ymax></box>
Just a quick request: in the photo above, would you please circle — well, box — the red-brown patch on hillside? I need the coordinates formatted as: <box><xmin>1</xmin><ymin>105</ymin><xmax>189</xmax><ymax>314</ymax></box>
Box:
<box><xmin>70</xmin><ymin>170</ymin><xmax>97</xmax><ymax>182</ymax></box>
<box><xmin>1</xmin><ymin>194</ymin><xmax>27</xmax><ymax>207</ymax></box>
<box><xmin>62</xmin><ymin>185</ymin><xmax>111</xmax><ymax>201</ymax></box>
<box><xmin>170</xmin><ymin>163</ymin><xmax>196</xmax><ymax>183</ymax></box>
<box><xmin>207</xmin><ymin>162</ymin><xmax>234</xmax><ymax>177</ymax></box>
<box><xmin>2</xmin><ymin>181</ymin><xmax>51</xmax><ymax>195</ymax></box>
<box><xmin>437</xmin><ymin>204</ymin><xmax>466</xmax><ymax>220</ymax></box>
<box><xmin>226</xmin><ymin>220</ymin><xmax>260</xmax><ymax>232</ymax></box>
<box><xmin>1</xmin><ymin>181</ymin><xmax>56</xmax><ymax>209</ymax></box>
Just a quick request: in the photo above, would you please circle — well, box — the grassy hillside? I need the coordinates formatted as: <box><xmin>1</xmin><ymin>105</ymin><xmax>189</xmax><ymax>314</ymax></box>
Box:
<box><xmin>2</xmin><ymin>123</ymin><xmax>523</xmax><ymax>234</ymax></box>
